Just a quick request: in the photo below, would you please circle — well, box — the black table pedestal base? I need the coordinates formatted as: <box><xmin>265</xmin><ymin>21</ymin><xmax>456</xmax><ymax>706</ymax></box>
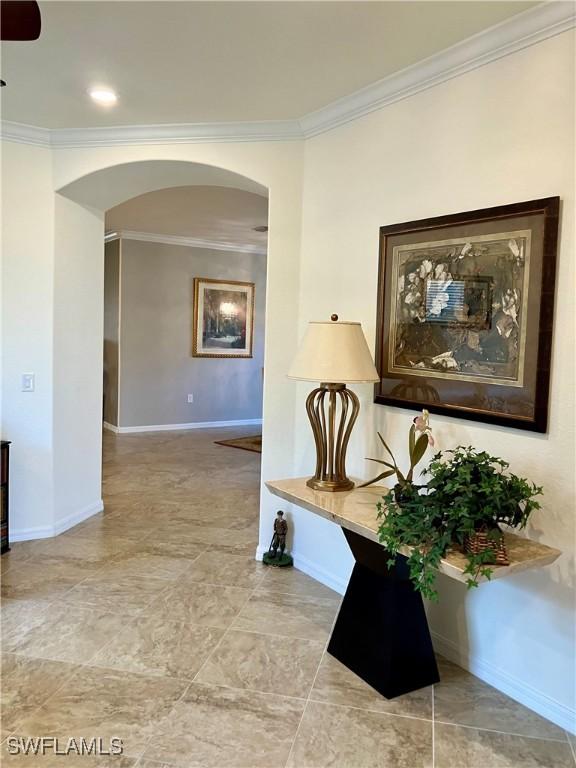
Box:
<box><xmin>327</xmin><ymin>528</ymin><xmax>440</xmax><ymax>699</ymax></box>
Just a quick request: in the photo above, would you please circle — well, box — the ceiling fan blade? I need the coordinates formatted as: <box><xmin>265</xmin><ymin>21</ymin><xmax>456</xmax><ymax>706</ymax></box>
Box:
<box><xmin>1</xmin><ymin>1</ymin><xmax>41</xmax><ymax>41</ymax></box>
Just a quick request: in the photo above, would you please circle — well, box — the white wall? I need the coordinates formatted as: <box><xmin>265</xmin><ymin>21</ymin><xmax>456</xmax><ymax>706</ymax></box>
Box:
<box><xmin>2</xmin><ymin>142</ymin><xmax>304</xmax><ymax>546</ymax></box>
<box><xmin>1</xmin><ymin>143</ymin><xmax>56</xmax><ymax>537</ymax></box>
<box><xmin>117</xmin><ymin>239</ymin><xmax>267</xmax><ymax>428</ymax></box>
<box><xmin>53</xmin><ymin>195</ymin><xmax>105</xmax><ymax>530</ymax></box>
<box><xmin>291</xmin><ymin>31</ymin><xmax>575</xmax><ymax>730</ymax></box>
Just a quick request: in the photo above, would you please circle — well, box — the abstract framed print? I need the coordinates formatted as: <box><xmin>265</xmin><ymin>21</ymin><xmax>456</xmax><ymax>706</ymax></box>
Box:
<box><xmin>374</xmin><ymin>197</ymin><xmax>560</xmax><ymax>432</ymax></box>
<box><xmin>193</xmin><ymin>278</ymin><xmax>255</xmax><ymax>358</ymax></box>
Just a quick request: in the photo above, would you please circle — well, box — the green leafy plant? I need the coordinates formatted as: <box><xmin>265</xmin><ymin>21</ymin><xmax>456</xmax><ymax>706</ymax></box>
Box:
<box><xmin>360</xmin><ymin>410</ymin><xmax>434</xmax><ymax>488</ymax></box>
<box><xmin>376</xmin><ymin>445</ymin><xmax>543</xmax><ymax>601</ymax></box>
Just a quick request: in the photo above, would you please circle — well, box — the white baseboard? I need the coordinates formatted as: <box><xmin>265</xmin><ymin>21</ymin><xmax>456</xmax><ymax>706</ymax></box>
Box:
<box><xmin>9</xmin><ymin>499</ymin><xmax>104</xmax><ymax>542</ymax></box>
<box><xmin>256</xmin><ymin>543</ymin><xmax>348</xmax><ymax>595</ymax></box>
<box><xmin>432</xmin><ymin>630</ymin><xmax>575</xmax><ymax>734</ymax></box>
<box><xmin>104</xmin><ymin>418</ymin><xmax>262</xmax><ymax>434</ymax></box>
<box><xmin>255</xmin><ymin>543</ymin><xmax>575</xmax><ymax>734</ymax></box>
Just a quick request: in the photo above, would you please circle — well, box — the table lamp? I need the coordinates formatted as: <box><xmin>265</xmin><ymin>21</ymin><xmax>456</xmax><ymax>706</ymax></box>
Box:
<box><xmin>288</xmin><ymin>314</ymin><xmax>380</xmax><ymax>492</ymax></box>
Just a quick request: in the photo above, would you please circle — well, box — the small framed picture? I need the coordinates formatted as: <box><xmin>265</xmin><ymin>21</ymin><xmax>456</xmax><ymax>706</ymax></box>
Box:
<box><xmin>374</xmin><ymin>197</ymin><xmax>560</xmax><ymax>432</ymax></box>
<box><xmin>193</xmin><ymin>278</ymin><xmax>255</xmax><ymax>358</ymax></box>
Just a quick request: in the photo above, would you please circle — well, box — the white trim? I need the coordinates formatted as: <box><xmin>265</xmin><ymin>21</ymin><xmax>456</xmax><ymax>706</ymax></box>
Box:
<box><xmin>9</xmin><ymin>499</ymin><xmax>104</xmax><ymax>542</ymax></box>
<box><xmin>111</xmin><ymin>418</ymin><xmax>262</xmax><ymax>434</ymax></box>
<box><xmin>300</xmin><ymin>2</ymin><xmax>576</xmax><ymax>137</ymax></box>
<box><xmin>117</xmin><ymin>230</ymin><xmax>266</xmax><ymax>256</ymax></box>
<box><xmin>261</xmin><ymin>545</ymin><xmax>348</xmax><ymax>595</ymax></box>
<box><xmin>103</xmin><ymin>421</ymin><xmax>119</xmax><ymax>434</ymax></box>
<box><xmin>263</xmin><ymin>544</ymin><xmax>575</xmax><ymax>734</ymax></box>
<box><xmin>1</xmin><ymin>4</ymin><xmax>573</xmax><ymax>149</ymax></box>
<box><xmin>431</xmin><ymin>630</ymin><xmax>576</xmax><ymax>735</ymax></box>
<box><xmin>0</xmin><ymin>119</ymin><xmax>302</xmax><ymax>148</ymax></box>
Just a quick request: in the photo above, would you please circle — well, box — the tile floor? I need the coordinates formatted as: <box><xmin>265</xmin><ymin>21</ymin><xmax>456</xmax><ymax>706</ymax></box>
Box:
<box><xmin>1</xmin><ymin>428</ymin><xmax>574</xmax><ymax>767</ymax></box>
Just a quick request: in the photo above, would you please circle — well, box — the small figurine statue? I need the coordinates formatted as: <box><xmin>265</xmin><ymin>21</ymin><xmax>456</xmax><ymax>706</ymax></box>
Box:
<box><xmin>263</xmin><ymin>510</ymin><xmax>293</xmax><ymax>567</ymax></box>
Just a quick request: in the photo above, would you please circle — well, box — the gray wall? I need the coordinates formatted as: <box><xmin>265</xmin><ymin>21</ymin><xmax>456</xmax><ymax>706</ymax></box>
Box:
<box><xmin>117</xmin><ymin>239</ymin><xmax>266</xmax><ymax>427</ymax></box>
<box><xmin>103</xmin><ymin>240</ymin><xmax>120</xmax><ymax>426</ymax></box>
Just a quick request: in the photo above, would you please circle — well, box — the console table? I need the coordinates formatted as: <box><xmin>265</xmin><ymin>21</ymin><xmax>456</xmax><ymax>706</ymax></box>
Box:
<box><xmin>266</xmin><ymin>478</ymin><xmax>561</xmax><ymax>698</ymax></box>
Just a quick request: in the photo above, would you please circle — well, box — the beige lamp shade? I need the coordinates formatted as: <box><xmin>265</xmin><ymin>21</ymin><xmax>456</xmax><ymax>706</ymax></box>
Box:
<box><xmin>288</xmin><ymin>320</ymin><xmax>380</xmax><ymax>384</ymax></box>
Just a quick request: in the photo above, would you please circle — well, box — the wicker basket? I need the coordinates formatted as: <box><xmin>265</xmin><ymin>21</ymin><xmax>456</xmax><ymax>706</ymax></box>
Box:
<box><xmin>464</xmin><ymin>529</ymin><xmax>509</xmax><ymax>566</ymax></box>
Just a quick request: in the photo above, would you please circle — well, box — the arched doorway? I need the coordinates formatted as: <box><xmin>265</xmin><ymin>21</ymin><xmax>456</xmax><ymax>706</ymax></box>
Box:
<box><xmin>54</xmin><ymin>159</ymin><xmax>268</xmax><ymax>529</ymax></box>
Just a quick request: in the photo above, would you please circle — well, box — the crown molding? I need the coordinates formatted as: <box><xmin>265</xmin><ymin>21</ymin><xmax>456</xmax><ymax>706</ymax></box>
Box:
<box><xmin>0</xmin><ymin>119</ymin><xmax>303</xmax><ymax>148</ymax></box>
<box><xmin>0</xmin><ymin>120</ymin><xmax>51</xmax><ymax>147</ymax></box>
<box><xmin>300</xmin><ymin>1</ymin><xmax>576</xmax><ymax>137</ymax></box>
<box><xmin>108</xmin><ymin>230</ymin><xmax>267</xmax><ymax>256</ymax></box>
<box><xmin>1</xmin><ymin>3</ymin><xmax>573</xmax><ymax>149</ymax></box>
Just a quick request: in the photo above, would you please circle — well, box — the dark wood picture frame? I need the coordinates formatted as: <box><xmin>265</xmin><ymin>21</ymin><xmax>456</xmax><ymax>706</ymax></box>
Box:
<box><xmin>374</xmin><ymin>197</ymin><xmax>560</xmax><ymax>433</ymax></box>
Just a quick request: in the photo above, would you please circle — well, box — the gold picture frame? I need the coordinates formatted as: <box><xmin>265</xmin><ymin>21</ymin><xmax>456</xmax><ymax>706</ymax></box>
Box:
<box><xmin>192</xmin><ymin>278</ymin><xmax>255</xmax><ymax>358</ymax></box>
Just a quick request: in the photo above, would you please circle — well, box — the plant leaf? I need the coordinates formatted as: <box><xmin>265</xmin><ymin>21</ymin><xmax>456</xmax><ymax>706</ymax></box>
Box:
<box><xmin>358</xmin><ymin>469</ymin><xmax>396</xmax><ymax>488</ymax></box>
<box><xmin>409</xmin><ymin>423</ymin><xmax>416</xmax><ymax>458</ymax></box>
<box><xmin>411</xmin><ymin>433</ymin><xmax>429</xmax><ymax>467</ymax></box>
<box><xmin>377</xmin><ymin>432</ymin><xmax>398</xmax><ymax>466</ymax></box>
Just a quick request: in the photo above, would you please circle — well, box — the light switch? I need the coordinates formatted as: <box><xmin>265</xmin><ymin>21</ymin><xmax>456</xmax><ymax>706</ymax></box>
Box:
<box><xmin>22</xmin><ymin>373</ymin><xmax>35</xmax><ymax>392</ymax></box>
<box><xmin>187</xmin><ymin>394</ymin><xmax>194</xmax><ymax>403</ymax></box>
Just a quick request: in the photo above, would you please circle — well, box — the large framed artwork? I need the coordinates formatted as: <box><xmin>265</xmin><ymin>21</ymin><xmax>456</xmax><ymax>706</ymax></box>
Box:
<box><xmin>374</xmin><ymin>197</ymin><xmax>560</xmax><ymax>432</ymax></box>
<box><xmin>193</xmin><ymin>278</ymin><xmax>255</xmax><ymax>358</ymax></box>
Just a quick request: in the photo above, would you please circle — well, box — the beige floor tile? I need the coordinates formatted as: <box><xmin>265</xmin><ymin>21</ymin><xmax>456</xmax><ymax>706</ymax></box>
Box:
<box><xmin>14</xmin><ymin>667</ymin><xmax>189</xmax><ymax>759</ymax></box>
<box><xmin>1</xmin><ymin>557</ymin><xmax>103</xmax><ymax>601</ymax></box>
<box><xmin>182</xmin><ymin>552</ymin><xmax>266</xmax><ymax>589</ymax></box>
<box><xmin>287</xmin><ymin>700</ymin><xmax>433</xmax><ymax>768</ymax></box>
<box><xmin>17</xmin><ymin>534</ymin><xmax>142</xmax><ymax>564</ymax></box>
<box><xmin>434</xmin><ymin>658</ymin><xmax>567</xmax><ymax>740</ymax></box>
<box><xmin>4</xmin><ymin>604</ymin><xmax>132</xmax><ymax>664</ymax></box>
<box><xmin>103</xmin><ymin>552</ymin><xmax>195</xmax><ymax>580</ymax></box>
<box><xmin>310</xmin><ymin>653</ymin><xmax>433</xmax><ymax>719</ymax></box>
<box><xmin>435</xmin><ymin>723</ymin><xmax>575</xmax><ymax>768</ymax></box>
<box><xmin>143</xmin><ymin>682</ymin><xmax>305</xmax><ymax>767</ymax></box>
<box><xmin>207</xmin><ymin>540</ymin><xmax>258</xmax><ymax>556</ymax></box>
<box><xmin>89</xmin><ymin>614</ymin><xmax>223</xmax><ymax>679</ymax></box>
<box><xmin>129</xmin><ymin>539</ymin><xmax>207</xmax><ymax>561</ymax></box>
<box><xmin>145</xmin><ymin>582</ymin><xmax>252</xmax><ymax>628</ymax></box>
<box><xmin>232</xmin><ymin>590</ymin><xmax>339</xmax><ymax>642</ymax></box>
<box><xmin>196</xmin><ymin>629</ymin><xmax>324</xmax><ymax>698</ymax></box>
<box><xmin>0</xmin><ymin>598</ymin><xmax>53</xmax><ymax>648</ymax></box>
<box><xmin>0</xmin><ymin>747</ymin><xmax>136</xmax><ymax>767</ymax></box>
<box><xmin>1</xmin><ymin>653</ymin><xmax>81</xmax><ymax>735</ymax></box>
<box><xmin>60</xmin><ymin>572</ymin><xmax>171</xmax><ymax>615</ymax></box>
<box><xmin>259</xmin><ymin>566</ymin><xmax>341</xmax><ymax>601</ymax></box>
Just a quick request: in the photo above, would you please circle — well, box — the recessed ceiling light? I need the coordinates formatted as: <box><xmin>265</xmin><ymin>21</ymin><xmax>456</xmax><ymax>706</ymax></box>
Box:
<box><xmin>89</xmin><ymin>88</ymin><xmax>117</xmax><ymax>105</ymax></box>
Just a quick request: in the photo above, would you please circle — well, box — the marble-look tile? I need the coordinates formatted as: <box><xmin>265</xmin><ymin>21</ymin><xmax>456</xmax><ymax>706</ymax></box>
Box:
<box><xmin>143</xmin><ymin>682</ymin><xmax>305</xmax><ymax>767</ymax></box>
<box><xmin>17</xmin><ymin>533</ymin><xmax>141</xmax><ymax>564</ymax></box>
<box><xmin>4</xmin><ymin>603</ymin><xmax>131</xmax><ymax>664</ymax></box>
<box><xmin>1</xmin><ymin>557</ymin><xmax>103</xmax><ymax>601</ymax></box>
<box><xmin>1</xmin><ymin>654</ymin><xmax>81</xmax><ymax>735</ymax></box>
<box><xmin>196</xmin><ymin>629</ymin><xmax>324</xmax><ymax>698</ymax></box>
<box><xmin>0</xmin><ymin>748</ymin><xmax>137</xmax><ymax>767</ymax></box>
<box><xmin>435</xmin><ymin>723</ymin><xmax>575</xmax><ymax>767</ymax></box>
<box><xmin>287</xmin><ymin>701</ymin><xmax>433</xmax><ymax>768</ymax></box>
<box><xmin>310</xmin><ymin>653</ymin><xmax>433</xmax><ymax>719</ymax></box>
<box><xmin>232</xmin><ymin>590</ymin><xmax>339</xmax><ymax>642</ymax></box>
<box><xmin>14</xmin><ymin>667</ymin><xmax>189</xmax><ymax>759</ymax></box>
<box><xmin>103</xmin><ymin>552</ymin><xmax>194</xmax><ymax>580</ymax></box>
<box><xmin>89</xmin><ymin>614</ymin><xmax>223</xmax><ymax>679</ymax></box>
<box><xmin>259</xmin><ymin>566</ymin><xmax>341</xmax><ymax>601</ymax></box>
<box><xmin>434</xmin><ymin>657</ymin><xmax>567</xmax><ymax>740</ymax></box>
<box><xmin>129</xmin><ymin>539</ymin><xmax>207</xmax><ymax>561</ymax></box>
<box><xmin>207</xmin><ymin>540</ymin><xmax>259</xmax><ymax>557</ymax></box>
<box><xmin>0</xmin><ymin>598</ymin><xmax>53</xmax><ymax>648</ymax></box>
<box><xmin>146</xmin><ymin>582</ymin><xmax>251</xmax><ymax>628</ymax></box>
<box><xmin>61</xmin><ymin>572</ymin><xmax>171</xmax><ymax>615</ymax></box>
<box><xmin>183</xmin><ymin>552</ymin><xmax>266</xmax><ymax>589</ymax></box>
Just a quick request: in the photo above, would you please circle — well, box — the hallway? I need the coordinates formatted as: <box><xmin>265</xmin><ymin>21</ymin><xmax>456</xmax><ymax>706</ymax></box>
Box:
<box><xmin>1</xmin><ymin>430</ymin><xmax>573</xmax><ymax>766</ymax></box>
